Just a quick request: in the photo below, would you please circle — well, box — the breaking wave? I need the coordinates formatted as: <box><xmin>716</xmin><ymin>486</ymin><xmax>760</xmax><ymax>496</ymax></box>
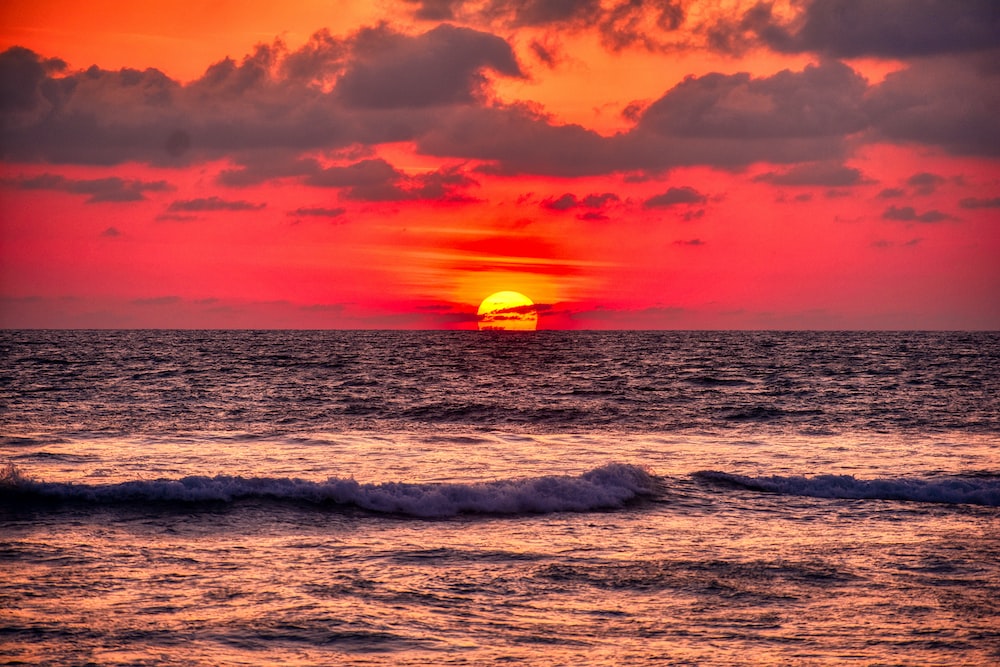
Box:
<box><xmin>0</xmin><ymin>463</ymin><xmax>658</xmax><ymax>518</ymax></box>
<box><xmin>696</xmin><ymin>470</ymin><xmax>1000</xmax><ymax>507</ymax></box>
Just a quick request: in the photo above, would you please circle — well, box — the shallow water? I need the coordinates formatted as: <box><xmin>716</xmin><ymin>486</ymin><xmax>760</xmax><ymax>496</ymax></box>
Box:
<box><xmin>2</xmin><ymin>331</ymin><xmax>998</xmax><ymax>665</ymax></box>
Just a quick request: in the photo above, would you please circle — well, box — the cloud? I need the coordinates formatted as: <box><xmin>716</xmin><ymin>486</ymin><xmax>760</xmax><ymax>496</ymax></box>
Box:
<box><xmin>872</xmin><ymin>237</ymin><xmax>923</xmax><ymax>249</ymax></box>
<box><xmin>674</xmin><ymin>238</ymin><xmax>705</xmax><ymax>246</ymax></box>
<box><xmin>0</xmin><ymin>46</ymin><xmax>67</xmax><ymax>113</ymax></box>
<box><xmin>529</xmin><ymin>38</ymin><xmax>559</xmax><ymax>67</ymax></box>
<box><xmin>539</xmin><ymin>191</ymin><xmax>619</xmax><ymax>211</ymax></box>
<box><xmin>644</xmin><ymin>186</ymin><xmax>706</xmax><ymax>207</ymax></box>
<box><xmin>628</xmin><ymin>60</ymin><xmax>869</xmax><ymax>170</ymax></box>
<box><xmin>9</xmin><ymin>173</ymin><xmax>171</xmax><ymax>202</ymax></box>
<box><xmin>877</xmin><ymin>187</ymin><xmax>905</xmax><ymax>199</ymax></box>
<box><xmin>305</xmin><ymin>158</ymin><xmax>477</xmax><ymax>201</ymax></box>
<box><xmin>407</xmin><ymin>0</ymin><xmax>687</xmax><ymax>52</ymax></box>
<box><xmin>334</xmin><ymin>24</ymin><xmax>522</xmax><ymax>109</ymax></box>
<box><xmin>167</xmin><ymin>196</ymin><xmax>265</xmax><ymax>212</ymax></box>
<box><xmin>0</xmin><ymin>24</ymin><xmax>522</xmax><ymax>166</ymax></box>
<box><xmin>727</xmin><ymin>0</ymin><xmax>1000</xmax><ymax>58</ymax></box>
<box><xmin>418</xmin><ymin>102</ymin><xmax>623</xmax><ymax>176</ymax></box>
<box><xmin>882</xmin><ymin>205</ymin><xmax>952</xmax><ymax>223</ymax></box>
<box><xmin>906</xmin><ymin>171</ymin><xmax>946</xmax><ymax>195</ymax></box>
<box><xmin>101</xmin><ymin>227</ymin><xmax>122</xmax><ymax>237</ymax></box>
<box><xmin>155</xmin><ymin>213</ymin><xmax>198</xmax><ymax>222</ymax></box>
<box><xmin>288</xmin><ymin>206</ymin><xmax>348</xmax><ymax>218</ymax></box>
<box><xmin>640</xmin><ymin>60</ymin><xmax>867</xmax><ymax>140</ymax></box>
<box><xmin>2</xmin><ymin>23</ymin><xmax>997</xmax><ymax>180</ymax></box>
<box><xmin>959</xmin><ymin>196</ymin><xmax>1000</xmax><ymax>209</ymax></box>
<box><xmin>217</xmin><ymin>155</ymin><xmax>322</xmax><ymax>187</ymax></box>
<box><xmin>540</xmin><ymin>193</ymin><xmax>578</xmax><ymax>211</ymax></box>
<box><xmin>131</xmin><ymin>295</ymin><xmax>181</xmax><ymax>306</ymax></box>
<box><xmin>865</xmin><ymin>55</ymin><xmax>1000</xmax><ymax>157</ymax></box>
<box><xmin>754</xmin><ymin>162</ymin><xmax>869</xmax><ymax>187</ymax></box>
<box><xmin>402</xmin><ymin>0</ymin><xmax>465</xmax><ymax>21</ymax></box>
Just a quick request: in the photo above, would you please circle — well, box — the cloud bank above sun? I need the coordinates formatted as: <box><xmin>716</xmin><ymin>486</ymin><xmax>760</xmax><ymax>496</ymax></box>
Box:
<box><xmin>1</xmin><ymin>0</ymin><xmax>998</xmax><ymax>329</ymax></box>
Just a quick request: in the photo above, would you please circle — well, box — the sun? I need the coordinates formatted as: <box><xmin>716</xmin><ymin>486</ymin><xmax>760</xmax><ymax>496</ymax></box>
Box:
<box><xmin>477</xmin><ymin>291</ymin><xmax>538</xmax><ymax>331</ymax></box>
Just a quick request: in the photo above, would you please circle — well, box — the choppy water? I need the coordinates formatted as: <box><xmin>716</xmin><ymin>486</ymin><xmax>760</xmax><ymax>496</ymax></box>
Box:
<box><xmin>2</xmin><ymin>331</ymin><xmax>999</xmax><ymax>665</ymax></box>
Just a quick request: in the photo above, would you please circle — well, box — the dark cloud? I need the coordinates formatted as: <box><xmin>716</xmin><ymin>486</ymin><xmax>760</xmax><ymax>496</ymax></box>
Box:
<box><xmin>9</xmin><ymin>173</ymin><xmax>171</xmax><ymax>202</ymax></box>
<box><xmin>729</xmin><ymin>0</ymin><xmax>1000</xmax><ymax>58</ymax></box>
<box><xmin>0</xmin><ymin>24</ymin><xmax>521</xmax><ymax>166</ymax></box>
<box><xmin>305</xmin><ymin>158</ymin><xmax>401</xmax><ymax>189</ymax></box>
<box><xmin>865</xmin><ymin>55</ymin><xmax>1000</xmax><ymax>157</ymax></box>
<box><xmin>645</xmin><ymin>186</ymin><xmax>706</xmax><ymax>207</ymax></box>
<box><xmin>101</xmin><ymin>227</ymin><xmax>122</xmax><ymax>237</ymax></box>
<box><xmin>217</xmin><ymin>155</ymin><xmax>322</xmax><ymax>187</ymax></box>
<box><xmin>288</xmin><ymin>206</ymin><xmax>348</xmax><ymax>218</ymax></box>
<box><xmin>334</xmin><ymin>24</ymin><xmax>522</xmax><ymax>109</ymax></box>
<box><xmin>167</xmin><ymin>196</ymin><xmax>265</xmax><ymax>212</ymax></box>
<box><xmin>485</xmin><ymin>303</ymin><xmax>546</xmax><ymax>316</ymax></box>
<box><xmin>627</xmin><ymin>60</ymin><xmax>869</xmax><ymax>170</ymax></box>
<box><xmin>959</xmin><ymin>197</ymin><xmax>1000</xmax><ymax>209</ymax></box>
<box><xmin>641</xmin><ymin>61</ymin><xmax>867</xmax><ymax>141</ymax></box>
<box><xmin>155</xmin><ymin>213</ymin><xmax>198</xmax><ymax>222</ymax></box>
<box><xmin>483</xmin><ymin>0</ymin><xmax>602</xmax><ymax>27</ymax></box>
<box><xmin>419</xmin><ymin>102</ymin><xmax>623</xmax><ymax>176</ymax></box>
<box><xmin>878</xmin><ymin>187</ymin><xmax>905</xmax><ymax>199</ymax></box>
<box><xmin>517</xmin><ymin>0</ymin><xmax>686</xmax><ymax>51</ymax></box>
<box><xmin>581</xmin><ymin>193</ymin><xmax>619</xmax><ymax>208</ymax></box>
<box><xmin>408</xmin><ymin>165</ymin><xmax>480</xmax><ymax>202</ymax></box>
<box><xmin>906</xmin><ymin>171</ymin><xmax>946</xmax><ymax>195</ymax></box>
<box><xmin>872</xmin><ymin>237</ymin><xmax>923</xmax><ymax>249</ymax></box>
<box><xmin>674</xmin><ymin>238</ymin><xmax>705</xmax><ymax>246</ymax></box>
<box><xmin>279</xmin><ymin>29</ymin><xmax>345</xmax><ymax>84</ymax></box>
<box><xmin>132</xmin><ymin>296</ymin><xmax>181</xmax><ymax>306</ymax></box>
<box><xmin>595</xmin><ymin>0</ymin><xmax>685</xmax><ymax>51</ymax></box>
<box><xmin>529</xmin><ymin>39</ymin><xmax>559</xmax><ymax>67</ymax></box>
<box><xmin>402</xmin><ymin>0</ymin><xmax>467</xmax><ymax>21</ymax></box>
<box><xmin>0</xmin><ymin>46</ymin><xmax>67</xmax><ymax>113</ymax></box>
<box><xmin>305</xmin><ymin>158</ymin><xmax>477</xmax><ymax>201</ymax></box>
<box><xmin>540</xmin><ymin>193</ymin><xmax>578</xmax><ymax>211</ymax></box>
<box><xmin>754</xmin><ymin>162</ymin><xmax>868</xmax><ymax>187</ymax></box>
<box><xmin>882</xmin><ymin>205</ymin><xmax>952</xmax><ymax>223</ymax></box>
<box><xmin>540</xmin><ymin>191</ymin><xmax>619</xmax><ymax>213</ymax></box>
<box><xmin>3</xmin><ymin>17</ymin><xmax>997</xmax><ymax>183</ymax></box>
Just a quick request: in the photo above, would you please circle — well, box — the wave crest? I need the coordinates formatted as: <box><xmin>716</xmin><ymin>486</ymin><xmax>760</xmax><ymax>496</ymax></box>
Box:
<box><xmin>695</xmin><ymin>470</ymin><xmax>1000</xmax><ymax>507</ymax></box>
<box><xmin>0</xmin><ymin>463</ymin><xmax>657</xmax><ymax>517</ymax></box>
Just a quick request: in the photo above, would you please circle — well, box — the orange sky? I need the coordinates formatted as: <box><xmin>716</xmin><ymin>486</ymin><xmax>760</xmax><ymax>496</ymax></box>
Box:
<box><xmin>2</xmin><ymin>0</ymin><xmax>999</xmax><ymax>329</ymax></box>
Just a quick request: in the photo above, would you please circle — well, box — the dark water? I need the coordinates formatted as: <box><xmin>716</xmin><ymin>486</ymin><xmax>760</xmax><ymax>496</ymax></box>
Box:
<box><xmin>2</xmin><ymin>331</ymin><xmax>998</xmax><ymax>665</ymax></box>
<box><xmin>2</xmin><ymin>330</ymin><xmax>997</xmax><ymax>435</ymax></box>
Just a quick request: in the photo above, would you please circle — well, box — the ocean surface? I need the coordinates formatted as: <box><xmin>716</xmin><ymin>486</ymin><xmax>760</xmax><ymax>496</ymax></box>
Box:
<box><xmin>1</xmin><ymin>330</ymin><xmax>998</xmax><ymax>666</ymax></box>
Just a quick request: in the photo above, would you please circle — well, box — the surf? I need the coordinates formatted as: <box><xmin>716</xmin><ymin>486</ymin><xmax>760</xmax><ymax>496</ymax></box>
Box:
<box><xmin>0</xmin><ymin>462</ymin><xmax>658</xmax><ymax>518</ymax></box>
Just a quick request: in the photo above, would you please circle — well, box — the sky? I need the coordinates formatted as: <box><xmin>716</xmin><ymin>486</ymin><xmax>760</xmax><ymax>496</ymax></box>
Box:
<box><xmin>1</xmin><ymin>0</ymin><xmax>998</xmax><ymax>329</ymax></box>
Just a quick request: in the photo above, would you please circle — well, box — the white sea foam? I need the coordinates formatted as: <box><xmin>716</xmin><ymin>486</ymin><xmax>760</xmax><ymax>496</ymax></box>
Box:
<box><xmin>2</xmin><ymin>463</ymin><xmax>658</xmax><ymax>517</ymax></box>
<box><xmin>696</xmin><ymin>471</ymin><xmax>1000</xmax><ymax>507</ymax></box>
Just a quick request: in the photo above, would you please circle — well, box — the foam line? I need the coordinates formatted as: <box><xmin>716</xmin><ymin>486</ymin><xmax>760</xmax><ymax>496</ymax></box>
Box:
<box><xmin>695</xmin><ymin>470</ymin><xmax>1000</xmax><ymax>507</ymax></box>
<box><xmin>1</xmin><ymin>463</ymin><xmax>657</xmax><ymax>517</ymax></box>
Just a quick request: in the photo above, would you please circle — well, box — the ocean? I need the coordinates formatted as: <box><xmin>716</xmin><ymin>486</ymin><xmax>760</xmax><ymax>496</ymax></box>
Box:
<box><xmin>2</xmin><ymin>330</ymin><xmax>998</xmax><ymax>666</ymax></box>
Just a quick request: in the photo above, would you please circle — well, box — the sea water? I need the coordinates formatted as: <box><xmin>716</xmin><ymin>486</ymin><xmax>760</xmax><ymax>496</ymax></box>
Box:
<box><xmin>1</xmin><ymin>330</ymin><xmax>998</xmax><ymax>665</ymax></box>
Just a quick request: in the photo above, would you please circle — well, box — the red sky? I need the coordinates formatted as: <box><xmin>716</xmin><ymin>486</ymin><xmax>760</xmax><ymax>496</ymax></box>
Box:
<box><xmin>1</xmin><ymin>0</ymin><xmax>998</xmax><ymax>329</ymax></box>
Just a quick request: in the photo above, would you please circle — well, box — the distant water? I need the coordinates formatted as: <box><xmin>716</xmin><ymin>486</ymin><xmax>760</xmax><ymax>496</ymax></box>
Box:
<box><xmin>2</xmin><ymin>331</ymin><xmax>998</xmax><ymax>665</ymax></box>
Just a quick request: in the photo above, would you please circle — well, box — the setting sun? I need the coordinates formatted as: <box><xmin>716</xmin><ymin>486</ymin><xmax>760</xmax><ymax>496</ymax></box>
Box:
<box><xmin>477</xmin><ymin>291</ymin><xmax>538</xmax><ymax>331</ymax></box>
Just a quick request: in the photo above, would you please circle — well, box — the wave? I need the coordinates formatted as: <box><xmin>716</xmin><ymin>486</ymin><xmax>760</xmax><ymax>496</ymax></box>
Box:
<box><xmin>695</xmin><ymin>471</ymin><xmax>1000</xmax><ymax>507</ymax></box>
<box><xmin>0</xmin><ymin>463</ymin><xmax>658</xmax><ymax>518</ymax></box>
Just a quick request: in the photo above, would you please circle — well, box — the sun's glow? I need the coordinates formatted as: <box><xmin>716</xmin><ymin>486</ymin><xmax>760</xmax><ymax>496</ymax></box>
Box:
<box><xmin>477</xmin><ymin>291</ymin><xmax>538</xmax><ymax>331</ymax></box>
